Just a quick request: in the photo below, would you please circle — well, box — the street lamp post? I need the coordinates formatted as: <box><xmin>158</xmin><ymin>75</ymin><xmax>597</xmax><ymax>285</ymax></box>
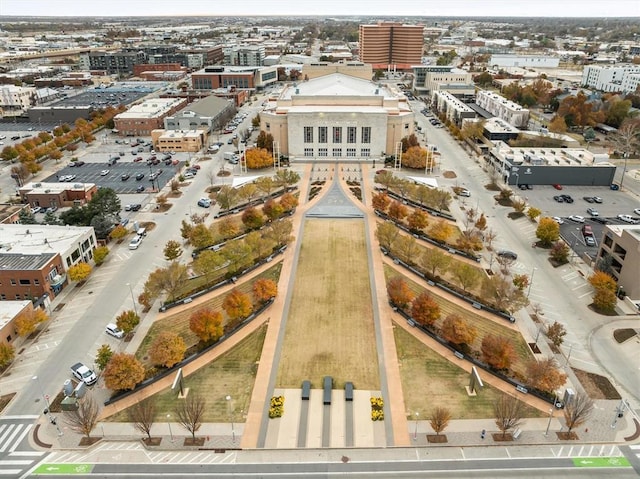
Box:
<box><xmin>544</xmin><ymin>408</ymin><xmax>554</xmax><ymax>436</ymax></box>
<box><xmin>413</xmin><ymin>412</ymin><xmax>419</xmax><ymax>440</ymax></box>
<box><xmin>527</xmin><ymin>267</ymin><xmax>537</xmax><ymax>298</ymax></box>
<box><xmin>167</xmin><ymin>414</ymin><xmax>174</xmax><ymax>442</ymax></box>
<box><xmin>126</xmin><ymin>283</ymin><xmax>137</xmax><ymax>316</ymax></box>
<box><xmin>32</xmin><ymin>375</ymin><xmax>50</xmax><ymax>409</ymax></box>
<box><xmin>226</xmin><ymin>395</ymin><xmax>235</xmax><ymax>443</ymax></box>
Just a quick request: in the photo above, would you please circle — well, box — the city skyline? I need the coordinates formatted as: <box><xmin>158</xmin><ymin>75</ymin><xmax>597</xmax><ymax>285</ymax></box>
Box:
<box><xmin>2</xmin><ymin>0</ymin><xmax>639</xmax><ymax>18</ymax></box>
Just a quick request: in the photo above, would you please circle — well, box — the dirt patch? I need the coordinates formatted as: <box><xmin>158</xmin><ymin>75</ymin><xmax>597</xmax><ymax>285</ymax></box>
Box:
<box><xmin>142</xmin><ymin>437</ymin><xmax>162</xmax><ymax>446</ymax></box>
<box><xmin>492</xmin><ymin>433</ymin><xmax>513</xmax><ymax>441</ymax></box>
<box><xmin>154</xmin><ymin>204</ymin><xmax>172</xmax><ymax>213</ymax></box>
<box><xmin>140</xmin><ymin>221</ymin><xmax>156</xmax><ymax>232</ymax></box>
<box><xmin>79</xmin><ymin>437</ymin><xmax>101</xmax><ymax>446</ymax></box>
<box><xmin>217</xmin><ymin>170</ymin><xmax>232</xmax><ymax>177</ymax></box>
<box><xmin>494</xmin><ymin>197</ymin><xmax>514</xmax><ymax>207</ymax></box>
<box><xmin>613</xmin><ymin>328</ymin><xmax>637</xmax><ymax>343</ymax></box>
<box><xmin>184</xmin><ymin>437</ymin><xmax>205</xmax><ymax>446</ymax></box>
<box><xmin>427</xmin><ymin>434</ymin><xmax>448</xmax><ymax>443</ymax></box>
<box><xmin>587</xmin><ymin>303</ymin><xmax>617</xmax><ymax>316</ymax></box>
<box><xmin>485</xmin><ymin>183</ymin><xmax>501</xmax><ymax>191</ymax></box>
<box><xmin>557</xmin><ymin>431</ymin><xmax>579</xmax><ymax>440</ymax></box>
<box><xmin>442</xmin><ymin>171</ymin><xmax>457</xmax><ymax>179</ymax></box>
<box><xmin>0</xmin><ymin>393</ymin><xmax>15</xmax><ymax>413</ymax></box>
<box><xmin>167</xmin><ymin>191</ymin><xmax>183</xmax><ymax>198</ymax></box>
<box><xmin>572</xmin><ymin>368</ymin><xmax>621</xmax><ymax>400</ymax></box>
<box><xmin>507</xmin><ymin>212</ymin><xmax>525</xmax><ymax>220</ymax></box>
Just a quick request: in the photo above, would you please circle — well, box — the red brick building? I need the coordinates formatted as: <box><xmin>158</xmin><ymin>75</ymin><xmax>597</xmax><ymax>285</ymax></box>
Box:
<box><xmin>114</xmin><ymin>98</ymin><xmax>187</xmax><ymax>136</ymax></box>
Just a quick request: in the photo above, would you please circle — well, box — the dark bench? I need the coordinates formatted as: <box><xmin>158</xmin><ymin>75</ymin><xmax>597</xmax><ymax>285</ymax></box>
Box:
<box><xmin>301</xmin><ymin>380</ymin><xmax>311</xmax><ymax>400</ymax></box>
<box><xmin>323</xmin><ymin>376</ymin><xmax>332</xmax><ymax>405</ymax></box>
<box><xmin>345</xmin><ymin>382</ymin><xmax>354</xmax><ymax>401</ymax></box>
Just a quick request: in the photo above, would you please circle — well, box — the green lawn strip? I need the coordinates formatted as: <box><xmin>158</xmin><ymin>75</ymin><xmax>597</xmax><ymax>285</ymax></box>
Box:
<box><xmin>136</xmin><ymin>262</ymin><xmax>282</xmax><ymax>367</ymax></box>
<box><xmin>107</xmin><ymin>324</ymin><xmax>267</xmax><ymax>423</ymax></box>
<box><xmin>394</xmin><ymin>326</ymin><xmax>544</xmax><ymax>420</ymax></box>
<box><xmin>384</xmin><ymin>264</ymin><xmax>533</xmax><ymax>377</ymax></box>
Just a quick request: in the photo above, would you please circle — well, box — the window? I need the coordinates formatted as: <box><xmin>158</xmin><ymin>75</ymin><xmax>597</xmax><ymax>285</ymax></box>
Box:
<box><xmin>318</xmin><ymin>148</ymin><xmax>328</xmax><ymax>157</ymax></box>
<box><xmin>15</xmin><ymin>294</ymin><xmax>21</xmax><ymax>300</ymax></box>
<box><xmin>347</xmin><ymin>127</ymin><xmax>357</xmax><ymax>143</ymax></box>
<box><xmin>304</xmin><ymin>148</ymin><xmax>314</xmax><ymax>157</ymax></box>
<box><xmin>346</xmin><ymin>148</ymin><xmax>357</xmax><ymax>157</ymax></box>
<box><xmin>361</xmin><ymin>148</ymin><xmax>371</xmax><ymax>157</ymax></box>
<box><xmin>10</xmin><ymin>279</ymin><xmax>16</xmax><ymax>286</ymax></box>
<box><xmin>332</xmin><ymin>148</ymin><xmax>342</xmax><ymax>157</ymax></box>
<box><xmin>304</xmin><ymin>126</ymin><xmax>313</xmax><ymax>143</ymax></box>
<box><xmin>362</xmin><ymin>126</ymin><xmax>371</xmax><ymax>144</ymax></box>
<box><xmin>0</xmin><ymin>294</ymin><xmax>5</xmax><ymax>300</ymax></box>
<box><xmin>19</xmin><ymin>279</ymin><xmax>31</xmax><ymax>285</ymax></box>
<box><xmin>333</xmin><ymin>127</ymin><xmax>342</xmax><ymax>143</ymax></box>
<box><xmin>34</xmin><ymin>279</ymin><xmax>40</xmax><ymax>285</ymax></box>
<box><xmin>318</xmin><ymin>127</ymin><xmax>327</xmax><ymax>143</ymax></box>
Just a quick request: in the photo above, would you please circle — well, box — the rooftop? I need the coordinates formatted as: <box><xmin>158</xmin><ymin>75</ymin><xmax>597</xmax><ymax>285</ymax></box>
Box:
<box><xmin>19</xmin><ymin>181</ymin><xmax>95</xmax><ymax>195</ymax></box>
<box><xmin>0</xmin><ymin>252</ymin><xmax>57</xmax><ymax>271</ymax></box>
<box><xmin>0</xmin><ymin>300</ymin><xmax>32</xmax><ymax>330</ymax></box>
<box><xmin>280</xmin><ymin>73</ymin><xmax>396</xmax><ymax>100</ymax></box>
<box><xmin>116</xmin><ymin>98</ymin><xmax>185</xmax><ymax>119</ymax></box>
<box><xmin>0</xmin><ymin>224</ymin><xmax>94</xmax><ymax>256</ymax></box>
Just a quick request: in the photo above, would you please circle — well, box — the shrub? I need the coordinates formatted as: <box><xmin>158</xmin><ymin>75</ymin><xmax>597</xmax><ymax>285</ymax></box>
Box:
<box><xmin>269</xmin><ymin>395</ymin><xmax>285</xmax><ymax>418</ymax></box>
<box><xmin>370</xmin><ymin>396</ymin><xmax>384</xmax><ymax>421</ymax></box>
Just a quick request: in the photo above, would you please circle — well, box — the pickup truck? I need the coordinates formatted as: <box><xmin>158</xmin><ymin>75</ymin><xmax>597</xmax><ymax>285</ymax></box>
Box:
<box><xmin>71</xmin><ymin>362</ymin><xmax>97</xmax><ymax>386</ymax></box>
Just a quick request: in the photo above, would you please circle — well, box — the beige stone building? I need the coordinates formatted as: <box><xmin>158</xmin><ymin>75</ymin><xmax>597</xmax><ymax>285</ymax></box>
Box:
<box><xmin>260</xmin><ymin>72</ymin><xmax>415</xmax><ymax>161</ymax></box>
<box><xmin>596</xmin><ymin>224</ymin><xmax>640</xmax><ymax>300</ymax></box>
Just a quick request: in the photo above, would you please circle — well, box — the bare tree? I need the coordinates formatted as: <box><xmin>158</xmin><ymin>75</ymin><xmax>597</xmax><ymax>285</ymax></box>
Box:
<box><xmin>564</xmin><ymin>392</ymin><xmax>594</xmax><ymax>433</ymax></box>
<box><xmin>494</xmin><ymin>394</ymin><xmax>524</xmax><ymax>440</ymax></box>
<box><xmin>175</xmin><ymin>394</ymin><xmax>206</xmax><ymax>440</ymax></box>
<box><xmin>63</xmin><ymin>394</ymin><xmax>99</xmax><ymax>439</ymax></box>
<box><xmin>128</xmin><ymin>398</ymin><xmax>157</xmax><ymax>441</ymax></box>
<box><xmin>429</xmin><ymin>407</ymin><xmax>452</xmax><ymax>436</ymax></box>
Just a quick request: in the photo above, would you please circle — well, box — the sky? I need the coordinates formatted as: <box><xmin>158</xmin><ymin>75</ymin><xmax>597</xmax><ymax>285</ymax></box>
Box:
<box><xmin>1</xmin><ymin>0</ymin><xmax>639</xmax><ymax>18</ymax></box>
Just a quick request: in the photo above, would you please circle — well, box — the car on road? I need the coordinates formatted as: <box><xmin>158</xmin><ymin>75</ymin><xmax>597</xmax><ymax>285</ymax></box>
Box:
<box><xmin>497</xmin><ymin>250</ymin><xmax>518</xmax><ymax>260</ymax></box>
<box><xmin>552</xmin><ymin>216</ymin><xmax>564</xmax><ymax>224</ymax></box>
<box><xmin>617</xmin><ymin>214</ymin><xmax>639</xmax><ymax>224</ymax></box>
<box><xmin>197</xmin><ymin>198</ymin><xmax>211</xmax><ymax>208</ymax></box>
<box><xmin>124</xmin><ymin>204</ymin><xmax>133</xmax><ymax>211</ymax></box>
<box><xmin>634</xmin><ymin>208</ymin><xmax>640</xmax><ymax>215</ymax></box>
<box><xmin>569</xmin><ymin>215</ymin><xmax>586</xmax><ymax>223</ymax></box>
<box><xmin>100</xmin><ymin>169</ymin><xmax>110</xmax><ymax>176</ymax></box>
<box><xmin>552</xmin><ymin>184</ymin><xmax>563</xmax><ymax>190</ymax></box>
<box><xmin>587</xmin><ymin>207</ymin><xmax>599</xmax><ymax>216</ymax></box>
<box><xmin>135</xmin><ymin>173</ymin><xmax>145</xmax><ymax>180</ymax></box>
<box><xmin>105</xmin><ymin>323</ymin><xmax>124</xmax><ymax>339</ymax></box>
<box><xmin>121</xmin><ymin>173</ymin><xmax>130</xmax><ymax>181</ymax></box>
<box><xmin>130</xmin><ymin>204</ymin><xmax>142</xmax><ymax>212</ymax></box>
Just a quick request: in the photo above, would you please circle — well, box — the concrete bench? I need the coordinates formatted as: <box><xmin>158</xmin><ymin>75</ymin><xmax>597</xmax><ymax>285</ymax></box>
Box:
<box><xmin>345</xmin><ymin>382</ymin><xmax>354</xmax><ymax>401</ymax></box>
<box><xmin>323</xmin><ymin>376</ymin><xmax>332</xmax><ymax>405</ymax></box>
<box><xmin>301</xmin><ymin>380</ymin><xmax>311</xmax><ymax>400</ymax></box>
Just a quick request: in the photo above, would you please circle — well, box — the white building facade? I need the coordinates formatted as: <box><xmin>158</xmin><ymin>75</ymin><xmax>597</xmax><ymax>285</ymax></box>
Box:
<box><xmin>581</xmin><ymin>65</ymin><xmax>640</xmax><ymax>93</ymax></box>
<box><xmin>476</xmin><ymin>90</ymin><xmax>530</xmax><ymax>129</ymax></box>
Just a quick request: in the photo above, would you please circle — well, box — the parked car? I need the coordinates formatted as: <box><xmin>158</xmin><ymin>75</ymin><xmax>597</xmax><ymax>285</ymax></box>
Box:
<box><xmin>593</xmin><ymin>196</ymin><xmax>603</xmax><ymax>203</ymax></box>
<box><xmin>124</xmin><ymin>204</ymin><xmax>133</xmax><ymax>211</ymax></box>
<box><xmin>583</xmin><ymin>196</ymin><xmax>595</xmax><ymax>203</ymax></box>
<box><xmin>130</xmin><ymin>203</ymin><xmax>142</xmax><ymax>212</ymax></box>
<box><xmin>197</xmin><ymin>198</ymin><xmax>211</xmax><ymax>208</ymax></box>
<box><xmin>610</xmin><ymin>184</ymin><xmax>620</xmax><ymax>190</ymax></box>
<box><xmin>100</xmin><ymin>169</ymin><xmax>110</xmax><ymax>176</ymax></box>
<box><xmin>634</xmin><ymin>208</ymin><xmax>640</xmax><ymax>215</ymax></box>
<box><xmin>560</xmin><ymin>194</ymin><xmax>574</xmax><ymax>203</ymax></box>
<box><xmin>497</xmin><ymin>250</ymin><xmax>518</xmax><ymax>260</ymax></box>
<box><xmin>136</xmin><ymin>185</ymin><xmax>145</xmax><ymax>193</ymax></box>
<box><xmin>617</xmin><ymin>214</ymin><xmax>639</xmax><ymax>224</ymax></box>
<box><xmin>552</xmin><ymin>184</ymin><xmax>563</xmax><ymax>190</ymax></box>
<box><xmin>459</xmin><ymin>188</ymin><xmax>471</xmax><ymax>197</ymax></box>
<box><xmin>121</xmin><ymin>173</ymin><xmax>130</xmax><ymax>181</ymax></box>
<box><xmin>31</xmin><ymin>206</ymin><xmax>42</xmax><ymax>214</ymax></box>
<box><xmin>591</xmin><ymin>217</ymin><xmax>609</xmax><ymax>225</ymax></box>
<box><xmin>105</xmin><ymin>323</ymin><xmax>124</xmax><ymax>339</ymax></box>
<box><xmin>553</xmin><ymin>195</ymin><xmax>564</xmax><ymax>203</ymax></box>
<box><xmin>569</xmin><ymin>215</ymin><xmax>586</xmax><ymax>223</ymax></box>
<box><xmin>587</xmin><ymin>207</ymin><xmax>599</xmax><ymax>216</ymax></box>
<box><xmin>135</xmin><ymin>173</ymin><xmax>145</xmax><ymax>180</ymax></box>
<box><xmin>552</xmin><ymin>216</ymin><xmax>564</xmax><ymax>224</ymax></box>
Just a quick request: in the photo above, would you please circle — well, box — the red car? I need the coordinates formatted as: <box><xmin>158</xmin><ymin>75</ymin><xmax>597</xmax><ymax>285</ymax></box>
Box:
<box><xmin>552</xmin><ymin>184</ymin><xmax>563</xmax><ymax>190</ymax></box>
<box><xmin>191</xmin><ymin>164</ymin><xmax>201</xmax><ymax>170</ymax></box>
<box><xmin>134</xmin><ymin>156</ymin><xmax>143</xmax><ymax>162</ymax></box>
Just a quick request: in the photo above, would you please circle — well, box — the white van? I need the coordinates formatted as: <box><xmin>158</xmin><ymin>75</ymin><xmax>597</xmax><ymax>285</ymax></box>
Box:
<box><xmin>136</xmin><ymin>227</ymin><xmax>147</xmax><ymax>237</ymax></box>
<box><xmin>129</xmin><ymin>235</ymin><xmax>143</xmax><ymax>250</ymax></box>
<box><xmin>207</xmin><ymin>145</ymin><xmax>220</xmax><ymax>153</ymax></box>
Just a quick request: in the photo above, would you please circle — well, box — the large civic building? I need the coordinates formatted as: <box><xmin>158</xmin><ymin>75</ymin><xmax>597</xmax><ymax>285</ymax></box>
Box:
<box><xmin>596</xmin><ymin>225</ymin><xmax>640</xmax><ymax>301</ymax></box>
<box><xmin>260</xmin><ymin>72</ymin><xmax>415</xmax><ymax>161</ymax></box>
<box><xmin>358</xmin><ymin>21</ymin><xmax>424</xmax><ymax>69</ymax></box>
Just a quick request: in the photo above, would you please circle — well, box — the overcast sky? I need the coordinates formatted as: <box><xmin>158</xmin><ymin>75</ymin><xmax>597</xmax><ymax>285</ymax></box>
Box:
<box><xmin>2</xmin><ymin>0</ymin><xmax>639</xmax><ymax>18</ymax></box>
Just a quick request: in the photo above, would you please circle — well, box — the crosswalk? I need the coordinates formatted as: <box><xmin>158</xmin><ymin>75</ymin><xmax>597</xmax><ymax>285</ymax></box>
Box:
<box><xmin>0</xmin><ymin>417</ymin><xmax>46</xmax><ymax>477</ymax></box>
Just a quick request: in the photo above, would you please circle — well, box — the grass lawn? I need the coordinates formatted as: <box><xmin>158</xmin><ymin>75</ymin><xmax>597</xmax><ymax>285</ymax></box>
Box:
<box><xmin>136</xmin><ymin>262</ymin><xmax>282</xmax><ymax>367</ymax></box>
<box><xmin>384</xmin><ymin>265</ymin><xmax>533</xmax><ymax>377</ymax></box>
<box><xmin>395</xmin><ymin>326</ymin><xmax>544</xmax><ymax>419</ymax></box>
<box><xmin>106</xmin><ymin>324</ymin><xmax>267</xmax><ymax>423</ymax></box>
<box><xmin>276</xmin><ymin>219</ymin><xmax>379</xmax><ymax>390</ymax></box>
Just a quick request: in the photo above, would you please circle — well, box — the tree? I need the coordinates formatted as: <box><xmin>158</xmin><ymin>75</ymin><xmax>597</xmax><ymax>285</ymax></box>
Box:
<box><xmin>255</xmin><ymin>131</ymin><xmax>274</xmax><ymax>152</ymax></box>
<box><xmin>189</xmin><ymin>308</ymin><xmax>224</xmax><ymax>344</ymax></box>
<box><xmin>452</xmin><ymin>263</ymin><xmax>481</xmax><ymax>292</ymax></box>
<box><xmin>605</xmin><ymin>98</ymin><xmax>632</xmax><ymax>128</ymax></box>
<box><xmin>546</xmin><ymin>321</ymin><xmax>567</xmax><ymax>348</ymax></box>
<box><xmin>163</xmin><ymin>240</ymin><xmax>183</xmax><ymax>261</ymax></box>
<box><xmin>68</xmin><ymin>262</ymin><xmax>92</xmax><ymax>282</ymax></box>
<box><xmin>273</xmin><ymin>168</ymin><xmax>300</xmax><ymax>189</ymax></box>
<box><xmin>215</xmin><ymin>185</ymin><xmax>240</xmax><ymax>211</ymax></box>
<box><xmin>536</xmin><ymin>217</ymin><xmax>560</xmax><ymax>247</ymax></box>
<box><xmin>253</xmin><ymin>278</ymin><xmax>277</xmax><ymax>304</ymax></box>
<box><xmin>411</xmin><ymin>292</ymin><xmax>441</xmax><ymax>327</ymax></box>
<box><xmin>93</xmin><ymin>246</ymin><xmax>110</xmax><ymax>266</ymax></box>
<box><xmin>87</xmin><ymin>187</ymin><xmax>121</xmax><ymax>218</ymax></box>
<box><xmin>0</xmin><ymin>343</ymin><xmax>15</xmax><ymax>369</ymax></box>
<box><xmin>481</xmin><ymin>274</ymin><xmax>528</xmax><ymax>313</ymax></box>
<box><xmin>394</xmin><ymin>235</ymin><xmax>418</xmax><ymax>264</ymax></box>
<box><xmin>420</xmin><ymin>248</ymin><xmax>451</xmax><ymax>278</ymax></box>
<box><xmin>91</xmin><ymin>215</ymin><xmax>115</xmax><ymax>240</ymax></box>
<box><xmin>481</xmin><ymin>334</ymin><xmax>517</xmax><ymax>370</ymax></box>
<box><xmin>610</xmin><ymin>119</ymin><xmax>640</xmax><ymax>158</ymax></box>
<box><xmin>255</xmin><ymin>176</ymin><xmax>275</xmax><ymax>196</ymax></box>
<box><xmin>527</xmin><ymin>207</ymin><xmax>542</xmax><ymax>221</ymax></box>
<box><xmin>387</xmin><ymin>277</ymin><xmax>415</xmax><ymax>309</ymax></box>
<box><xmin>374</xmin><ymin>170</ymin><xmax>396</xmax><ymax>191</ymax></box>
<box><xmin>109</xmin><ymin>224</ymin><xmax>128</xmax><ymax>242</ymax></box>
<box><xmin>149</xmin><ymin>331</ymin><xmax>186</xmax><ymax>368</ymax></box>
<box><xmin>549</xmin><ymin>241</ymin><xmax>570</xmax><ymax>264</ymax></box>
<box><xmin>180</xmin><ymin>220</ymin><xmax>193</xmax><ymax>242</ymax></box>
<box><xmin>63</xmin><ymin>393</ymin><xmax>99</xmax><ymax>439</ymax></box>
<box><xmin>407</xmin><ymin>209</ymin><xmax>429</xmax><ymax>232</ymax></box>
<box><xmin>563</xmin><ymin>392</ymin><xmax>594</xmax><ymax>433</ymax></box>
<box><xmin>175</xmin><ymin>394</ymin><xmax>206</xmax><ymax>440</ymax></box>
<box><xmin>14</xmin><ymin>308</ymin><xmax>47</xmax><ymax>337</ymax></box>
<box><xmin>375</xmin><ymin>221</ymin><xmax>399</xmax><ymax>250</ymax></box>
<box><xmin>241</xmin><ymin>207</ymin><xmax>265</xmax><ymax>229</ymax></box>
<box><xmin>263</xmin><ymin>199</ymin><xmax>284</xmax><ymax>221</ymax></box>
<box><xmin>428</xmin><ymin>219</ymin><xmax>453</xmax><ymax>244</ymax></box>
<box><xmin>401</xmin><ymin>145</ymin><xmax>429</xmax><ymax>169</ymax></box>
<box><xmin>474</xmin><ymin>213</ymin><xmax>487</xmax><ymax>232</ymax></box>
<box><xmin>115</xmin><ymin>309</ymin><xmax>140</xmax><ymax>335</ymax></box>
<box><xmin>42</xmin><ymin>210</ymin><xmax>61</xmax><ymax>225</ymax></box>
<box><xmin>239</xmin><ymin>183</ymin><xmax>258</xmax><ymax>203</ymax></box>
<box><xmin>588</xmin><ymin>271</ymin><xmax>617</xmax><ymax>313</ymax></box>
<box><xmin>222</xmin><ymin>240</ymin><xmax>254</xmax><ymax>274</ymax></box>
<box><xmin>440</xmin><ymin>313</ymin><xmax>478</xmax><ymax>348</ymax></box>
<box><xmin>95</xmin><ymin>344</ymin><xmax>113</xmax><ymax>371</ymax></box>
<box><xmin>144</xmin><ymin>262</ymin><xmax>189</xmax><ymax>302</ymax></box>
<box><xmin>18</xmin><ymin>209</ymin><xmax>37</xmax><ymax>225</ymax></box>
<box><xmin>494</xmin><ymin>394</ymin><xmax>524</xmax><ymax>440</ymax></box>
<box><xmin>526</xmin><ymin>357</ymin><xmax>567</xmax><ymax>393</ymax></box>
<box><xmin>103</xmin><ymin>353</ymin><xmax>145</xmax><ymax>391</ymax></box>
<box><xmin>264</xmin><ymin>218</ymin><xmax>293</xmax><ymax>246</ymax></box>
<box><xmin>279</xmin><ymin>192</ymin><xmax>298</xmax><ymax>212</ymax></box>
<box><xmin>129</xmin><ymin>398</ymin><xmax>157</xmax><ymax>441</ymax></box>
<box><xmin>371</xmin><ymin>192</ymin><xmax>391</xmax><ymax>212</ymax></box>
<box><xmin>245</xmin><ymin>147</ymin><xmax>273</xmax><ymax>169</ymax></box>
<box><xmin>429</xmin><ymin>407</ymin><xmax>451</xmax><ymax>436</ymax></box>
<box><xmin>557</xmin><ymin>91</ymin><xmax>604</xmax><ymax>129</ymax></box>
<box><xmin>400</xmin><ymin>134</ymin><xmax>420</xmax><ymax>153</ymax></box>
<box><xmin>512</xmin><ymin>274</ymin><xmax>529</xmax><ymax>291</ymax></box>
<box><xmin>222</xmin><ymin>289</ymin><xmax>253</xmax><ymax>322</ymax></box>
<box><xmin>548</xmin><ymin>115</ymin><xmax>568</xmax><ymax>133</ymax></box>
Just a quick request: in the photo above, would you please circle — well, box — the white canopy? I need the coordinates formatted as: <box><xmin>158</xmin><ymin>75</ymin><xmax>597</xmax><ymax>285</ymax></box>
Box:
<box><xmin>406</xmin><ymin>176</ymin><xmax>439</xmax><ymax>188</ymax></box>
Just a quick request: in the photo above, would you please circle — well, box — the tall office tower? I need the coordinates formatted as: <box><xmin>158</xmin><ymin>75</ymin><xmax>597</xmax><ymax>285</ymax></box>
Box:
<box><xmin>358</xmin><ymin>21</ymin><xmax>424</xmax><ymax>68</ymax></box>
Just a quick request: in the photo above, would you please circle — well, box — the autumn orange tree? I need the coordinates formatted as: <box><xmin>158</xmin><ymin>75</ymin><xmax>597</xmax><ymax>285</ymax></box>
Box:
<box><xmin>481</xmin><ymin>334</ymin><xmax>516</xmax><ymax>370</ymax></box>
<box><xmin>241</xmin><ymin>207</ymin><xmax>266</xmax><ymax>229</ymax></box>
<box><xmin>103</xmin><ymin>353</ymin><xmax>145</xmax><ymax>391</ymax></box>
<box><xmin>371</xmin><ymin>192</ymin><xmax>391</xmax><ymax>212</ymax></box>
<box><xmin>588</xmin><ymin>271</ymin><xmax>617</xmax><ymax>313</ymax></box>
<box><xmin>407</xmin><ymin>210</ymin><xmax>429</xmax><ymax>232</ymax></box>
<box><xmin>68</xmin><ymin>262</ymin><xmax>92</xmax><ymax>282</ymax></box>
<box><xmin>401</xmin><ymin>145</ymin><xmax>429</xmax><ymax>169</ymax></box>
<box><xmin>149</xmin><ymin>331</ymin><xmax>186</xmax><ymax>368</ymax></box>
<box><xmin>222</xmin><ymin>289</ymin><xmax>253</xmax><ymax>323</ymax></box>
<box><xmin>14</xmin><ymin>308</ymin><xmax>48</xmax><ymax>337</ymax></box>
<box><xmin>440</xmin><ymin>313</ymin><xmax>478</xmax><ymax>349</ymax></box>
<box><xmin>536</xmin><ymin>217</ymin><xmax>560</xmax><ymax>247</ymax></box>
<box><xmin>263</xmin><ymin>199</ymin><xmax>285</xmax><ymax>221</ymax></box>
<box><xmin>253</xmin><ymin>278</ymin><xmax>277</xmax><ymax>304</ymax></box>
<box><xmin>279</xmin><ymin>192</ymin><xmax>299</xmax><ymax>212</ymax></box>
<box><xmin>526</xmin><ymin>357</ymin><xmax>567</xmax><ymax>393</ymax></box>
<box><xmin>410</xmin><ymin>292</ymin><xmax>441</xmax><ymax>327</ymax></box>
<box><xmin>109</xmin><ymin>225</ymin><xmax>128</xmax><ymax>242</ymax></box>
<box><xmin>375</xmin><ymin>222</ymin><xmax>399</xmax><ymax>250</ymax></box>
<box><xmin>189</xmin><ymin>308</ymin><xmax>224</xmax><ymax>344</ymax></box>
<box><xmin>245</xmin><ymin>148</ymin><xmax>274</xmax><ymax>169</ymax></box>
<box><xmin>115</xmin><ymin>309</ymin><xmax>140</xmax><ymax>335</ymax></box>
<box><xmin>387</xmin><ymin>201</ymin><xmax>409</xmax><ymax>221</ymax></box>
<box><xmin>428</xmin><ymin>219</ymin><xmax>453</xmax><ymax>244</ymax></box>
<box><xmin>557</xmin><ymin>91</ymin><xmax>604</xmax><ymax>130</ymax></box>
<box><xmin>386</xmin><ymin>277</ymin><xmax>415</xmax><ymax>309</ymax></box>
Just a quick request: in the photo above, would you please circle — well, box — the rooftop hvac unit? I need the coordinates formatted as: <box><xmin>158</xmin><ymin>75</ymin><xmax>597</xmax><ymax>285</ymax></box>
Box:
<box><xmin>73</xmin><ymin>183</ymin><xmax>82</xmax><ymax>188</ymax></box>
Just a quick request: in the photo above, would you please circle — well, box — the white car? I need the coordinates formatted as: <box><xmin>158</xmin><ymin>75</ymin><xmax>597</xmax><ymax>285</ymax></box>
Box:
<box><xmin>459</xmin><ymin>188</ymin><xmax>471</xmax><ymax>197</ymax></box>
<box><xmin>105</xmin><ymin>323</ymin><xmax>124</xmax><ymax>339</ymax></box>
<box><xmin>634</xmin><ymin>208</ymin><xmax>640</xmax><ymax>215</ymax></box>
<box><xmin>569</xmin><ymin>215</ymin><xmax>585</xmax><ymax>223</ymax></box>
<box><xmin>100</xmin><ymin>169</ymin><xmax>110</xmax><ymax>176</ymax></box>
<box><xmin>586</xmin><ymin>207</ymin><xmax>599</xmax><ymax>216</ymax></box>
<box><xmin>618</xmin><ymin>214</ymin><xmax>639</xmax><ymax>224</ymax></box>
<box><xmin>552</xmin><ymin>216</ymin><xmax>564</xmax><ymax>224</ymax></box>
